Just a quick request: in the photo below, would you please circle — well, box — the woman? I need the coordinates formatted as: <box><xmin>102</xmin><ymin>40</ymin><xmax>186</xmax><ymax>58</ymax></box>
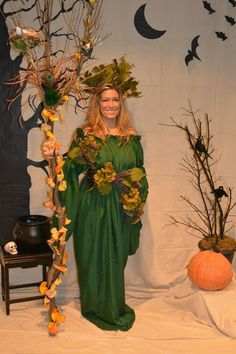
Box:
<box><xmin>43</xmin><ymin>83</ymin><xmax>148</xmax><ymax>331</ymax></box>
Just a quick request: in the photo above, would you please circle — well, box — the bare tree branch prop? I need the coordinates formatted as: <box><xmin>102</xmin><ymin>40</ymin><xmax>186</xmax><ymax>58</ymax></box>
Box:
<box><xmin>161</xmin><ymin>101</ymin><xmax>236</xmax><ymax>252</ymax></box>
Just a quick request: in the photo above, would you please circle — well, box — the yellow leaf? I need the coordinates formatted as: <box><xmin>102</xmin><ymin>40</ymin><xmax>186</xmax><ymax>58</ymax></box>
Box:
<box><xmin>49</xmin><ymin>115</ymin><xmax>58</xmax><ymax>122</ymax></box>
<box><xmin>51</xmin><ymin>308</ymin><xmax>66</xmax><ymax>324</ymax></box>
<box><xmin>58</xmin><ymin>180</ymin><xmax>67</xmax><ymax>191</ymax></box>
<box><xmin>130</xmin><ymin>167</ymin><xmax>145</xmax><ymax>182</ymax></box>
<box><xmin>51</xmin><ymin>227</ymin><xmax>60</xmax><ymax>240</ymax></box>
<box><xmin>46</xmin><ymin>176</ymin><xmax>55</xmax><ymax>188</ymax></box>
<box><xmin>42</xmin><ymin>109</ymin><xmax>58</xmax><ymax>122</ymax></box>
<box><xmin>64</xmin><ymin>217</ymin><xmax>71</xmax><ymax>225</ymax></box>
<box><xmin>62</xmin><ymin>95</ymin><xmax>69</xmax><ymax>102</ymax></box>
<box><xmin>46</xmin><ymin>131</ymin><xmax>56</xmax><ymax>139</ymax></box>
<box><xmin>41</xmin><ymin>108</ymin><xmax>52</xmax><ymax>118</ymax></box>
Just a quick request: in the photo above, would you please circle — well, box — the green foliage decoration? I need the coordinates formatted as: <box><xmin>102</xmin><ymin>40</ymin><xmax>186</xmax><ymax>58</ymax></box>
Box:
<box><xmin>81</xmin><ymin>56</ymin><xmax>141</xmax><ymax>98</ymax></box>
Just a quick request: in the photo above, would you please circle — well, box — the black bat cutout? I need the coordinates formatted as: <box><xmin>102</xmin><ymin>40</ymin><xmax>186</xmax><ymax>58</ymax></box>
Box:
<box><xmin>228</xmin><ymin>0</ymin><xmax>236</xmax><ymax>7</ymax></box>
<box><xmin>215</xmin><ymin>31</ymin><xmax>228</xmax><ymax>40</ymax></box>
<box><xmin>202</xmin><ymin>1</ymin><xmax>216</xmax><ymax>14</ymax></box>
<box><xmin>185</xmin><ymin>35</ymin><xmax>201</xmax><ymax>66</ymax></box>
<box><xmin>225</xmin><ymin>15</ymin><xmax>236</xmax><ymax>26</ymax></box>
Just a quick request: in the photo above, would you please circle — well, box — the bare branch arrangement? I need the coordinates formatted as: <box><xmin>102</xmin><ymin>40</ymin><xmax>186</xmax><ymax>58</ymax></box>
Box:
<box><xmin>163</xmin><ymin>102</ymin><xmax>236</xmax><ymax>254</ymax></box>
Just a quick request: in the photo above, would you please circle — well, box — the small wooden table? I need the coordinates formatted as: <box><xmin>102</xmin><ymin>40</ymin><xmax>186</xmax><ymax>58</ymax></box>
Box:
<box><xmin>0</xmin><ymin>245</ymin><xmax>53</xmax><ymax>315</ymax></box>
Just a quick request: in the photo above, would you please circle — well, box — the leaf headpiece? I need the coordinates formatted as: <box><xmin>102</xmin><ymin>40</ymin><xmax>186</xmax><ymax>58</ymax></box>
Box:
<box><xmin>81</xmin><ymin>56</ymin><xmax>141</xmax><ymax>99</ymax></box>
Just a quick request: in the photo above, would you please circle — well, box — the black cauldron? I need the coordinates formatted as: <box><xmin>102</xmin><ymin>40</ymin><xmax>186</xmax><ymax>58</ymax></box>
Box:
<box><xmin>13</xmin><ymin>214</ymin><xmax>51</xmax><ymax>251</ymax></box>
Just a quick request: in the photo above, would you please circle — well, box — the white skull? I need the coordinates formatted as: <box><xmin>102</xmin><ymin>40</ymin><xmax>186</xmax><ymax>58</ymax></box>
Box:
<box><xmin>4</xmin><ymin>241</ymin><xmax>18</xmax><ymax>255</ymax></box>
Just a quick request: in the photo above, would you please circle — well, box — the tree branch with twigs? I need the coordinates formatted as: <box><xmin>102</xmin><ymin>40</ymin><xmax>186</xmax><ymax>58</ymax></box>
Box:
<box><xmin>162</xmin><ymin>101</ymin><xmax>236</xmax><ymax>252</ymax></box>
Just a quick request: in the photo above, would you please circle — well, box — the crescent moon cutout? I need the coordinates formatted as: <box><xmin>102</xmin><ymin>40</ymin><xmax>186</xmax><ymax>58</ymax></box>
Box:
<box><xmin>134</xmin><ymin>3</ymin><xmax>167</xmax><ymax>39</ymax></box>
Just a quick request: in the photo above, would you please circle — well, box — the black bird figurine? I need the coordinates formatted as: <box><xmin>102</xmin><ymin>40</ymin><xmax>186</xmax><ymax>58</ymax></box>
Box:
<box><xmin>195</xmin><ymin>137</ymin><xmax>211</xmax><ymax>158</ymax></box>
<box><xmin>212</xmin><ymin>186</ymin><xmax>228</xmax><ymax>199</ymax></box>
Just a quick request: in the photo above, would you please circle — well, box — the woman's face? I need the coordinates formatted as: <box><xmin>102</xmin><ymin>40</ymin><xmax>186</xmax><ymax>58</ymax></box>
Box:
<box><xmin>99</xmin><ymin>89</ymin><xmax>121</xmax><ymax>121</ymax></box>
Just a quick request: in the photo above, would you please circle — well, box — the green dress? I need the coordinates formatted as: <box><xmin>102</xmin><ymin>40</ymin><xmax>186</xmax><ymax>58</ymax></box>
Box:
<box><xmin>61</xmin><ymin>128</ymin><xmax>148</xmax><ymax>331</ymax></box>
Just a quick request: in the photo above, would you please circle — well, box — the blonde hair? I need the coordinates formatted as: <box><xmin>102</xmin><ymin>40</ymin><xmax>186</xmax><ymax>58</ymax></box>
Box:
<box><xmin>82</xmin><ymin>83</ymin><xmax>132</xmax><ymax>139</ymax></box>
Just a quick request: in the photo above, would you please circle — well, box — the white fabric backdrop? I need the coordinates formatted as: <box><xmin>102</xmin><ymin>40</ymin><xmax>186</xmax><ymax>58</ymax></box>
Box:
<box><xmin>2</xmin><ymin>1</ymin><xmax>236</xmax><ymax>352</ymax></box>
<box><xmin>28</xmin><ymin>0</ymin><xmax>236</xmax><ymax>288</ymax></box>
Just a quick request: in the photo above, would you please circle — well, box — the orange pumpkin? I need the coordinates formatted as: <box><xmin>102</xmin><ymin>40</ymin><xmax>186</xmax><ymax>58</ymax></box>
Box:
<box><xmin>187</xmin><ymin>250</ymin><xmax>233</xmax><ymax>291</ymax></box>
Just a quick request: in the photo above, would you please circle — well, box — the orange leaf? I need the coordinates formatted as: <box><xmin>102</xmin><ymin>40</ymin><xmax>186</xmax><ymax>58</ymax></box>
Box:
<box><xmin>47</xmin><ymin>237</ymin><xmax>56</xmax><ymax>245</ymax></box>
<box><xmin>39</xmin><ymin>281</ymin><xmax>47</xmax><ymax>294</ymax></box>
<box><xmin>55</xmin><ymin>159</ymin><xmax>65</xmax><ymax>174</ymax></box>
<box><xmin>54</xmin><ymin>264</ymin><xmax>67</xmax><ymax>273</ymax></box>
<box><xmin>43</xmin><ymin>200</ymin><xmax>56</xmax><ymax>211</ymax></box>
<box><xmin>59</xmin><ymin>314</ymin><xmax>66</xmax><ymax>323</ymax></box>
<box><xmin>44</xmin><ymin>296</ymin><xmax>50</xmax><ymax>305</ymax></box>
<box><xmin>54</xmin><ymin>277</ymin><xmax>62</xmax><ymax>286</ymax></box>
<box><xmin>51</xmin><ymin>308</ymin><xmax>66</xmax><ymax>324</ymax></box>
<box><xmin>62</xmin><ymin>252</ymin><xmax>68</xmax><ymax>265</ymax></box>
<box><xmin>51</xmin><ymin>308</ymin><xmax>60</xmax><ymax>323</ymax></box>
<box><xmin>58</xmin><ymin>180</ymin><xmax>67</xmax><ymax>191</ymax></box>
<box><xmin>48</xmin><ymin>113</ymin><xmax>58</xmax><ymax>122</ymax></box>
<box><xmin>40</xmin><ymin>122</ymin><xmax>51</xmax><ymax>132</ymax></box>
<box><xmin>45</xmin><ymin>288</ymin><xmax>57</xmax><ymax>298</ymax></box>
<box><xmin>48</xmin><ymin>322</ymin><xmax>58</xmax><ymax>335</ymax></box>
<box><xmin>42</xmin><ymin>108</ymin><xmax>55</xmax><ymax>117</ymax></box>
<box><xmin>43</xmin><ymin>296</ymin><xmax>50</xmax><ymax>309</ymax></box>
